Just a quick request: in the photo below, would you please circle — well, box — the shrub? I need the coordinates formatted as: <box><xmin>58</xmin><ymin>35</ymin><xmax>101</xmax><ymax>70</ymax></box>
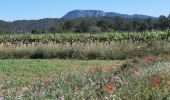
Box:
<box><xmin>87</xmin><ymin>49</ymin><xmax>101</xmax><ymax>59</ymax></box>
<box><xmin>30</xmin><ymin>47</ymin><xmax>47</xmax><ymax>59</ymax></box>
<box><xmin>56</xmin><ymin>47</ymin><xmax>74</xmax><ymax>59</ymax></box>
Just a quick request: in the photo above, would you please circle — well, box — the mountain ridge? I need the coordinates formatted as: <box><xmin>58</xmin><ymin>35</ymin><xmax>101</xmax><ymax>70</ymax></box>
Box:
<box><xmin>62</xmin><ymin>10</ymin><xmax>157</xmax><ymax>19</ymax></box>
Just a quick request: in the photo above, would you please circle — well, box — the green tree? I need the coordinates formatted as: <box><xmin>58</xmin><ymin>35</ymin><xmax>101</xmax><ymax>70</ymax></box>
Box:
<box><xmin>63</xmin><ymin>20</ymin><xmax>74</xmax><ymax>32</ymax></box>
<box><xmin>31</xmin><ymin>29</ymin><xmax>39</xmax><ymax>34</ymax></box>
<box><xmin>122</xmin><ymin>21</ymin><xmax>133</xmax><ymax>31</ymax></box>
<box><xmin>97</xmin><ymin>19</ymin><xmax>109</xmax><ymax>32</ymax></box>
<box><xmin>49</xmin><ymin>27</ymin><xmax>57</xmax><ymax>33</ymax></box>
<box><xmin>131</xmin><ymin>19</ymin><xmax>141</xmax><ymax>31</ymax></box>
<box><xmin>158</xmin><ymin>15</ymin><xmax>169</xmax><ymax>30</ymax></box>
<box><xmin>139</xmin><ymin>22</ymin><xmax>147</xmax><ymax>32</ymax></box>
<box><xmin>75</xmin><ymin>19</ymin><xmax>95</xmax><ymax>32</ymax></box>
<box><xmin>145</xmin><ymin>17</ymin><xmax>154</xmax><ymax>31</ymax></box>
<box><xmin>88</xmin><ymin>26</ymin><xmax>101</xmax><ymax>33</ymax></box>
<box><xmin>113</xmin><ymin>16</ymin><xmax>124</xmax><ymax>31</ymax></box>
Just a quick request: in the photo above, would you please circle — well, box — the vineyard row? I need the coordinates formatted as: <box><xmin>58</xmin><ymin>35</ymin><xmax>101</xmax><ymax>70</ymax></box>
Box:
<box><xmin>0</xmin><ymin>31</ymin><xmax>170</xmax><ymax>43</ymax></box>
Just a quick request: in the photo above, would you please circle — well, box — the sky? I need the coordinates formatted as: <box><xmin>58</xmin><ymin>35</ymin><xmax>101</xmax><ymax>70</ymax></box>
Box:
<box><xmin>0</xmin><ymin>0</ymin><xmax>170</xmax><ymax>21</ymax></box>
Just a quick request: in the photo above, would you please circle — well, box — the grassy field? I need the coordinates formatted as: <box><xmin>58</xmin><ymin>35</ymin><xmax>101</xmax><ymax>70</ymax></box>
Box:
<box><xmin>0</xmin><ymin>59</ymin><xmax>124</xmax><ymax>93</ymax></box>
<box><xmin>0</xmin><ymin>57</ymin><xmax>170</xmax><ymax>99</ymax></box>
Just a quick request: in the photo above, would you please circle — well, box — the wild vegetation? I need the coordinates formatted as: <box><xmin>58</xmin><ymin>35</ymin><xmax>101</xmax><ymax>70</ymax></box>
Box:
<box><xmin>1</xmin><ymin>56</ymin><xmax>170</xmax><ymax>99</ymax></box>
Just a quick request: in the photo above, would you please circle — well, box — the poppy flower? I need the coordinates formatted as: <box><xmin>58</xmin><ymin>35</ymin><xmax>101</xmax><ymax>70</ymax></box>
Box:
<box><xmin>43</xmin><ymin>79</ymin><xmax>48</xmax><ymax>84</ymax></box>
<box><xmin>107</xmin><ymin>85</ymin><xmax>116</xmax><ymax>92</ymax></box>
<box><xmin>151</xmin><ymin>78</ymin><xmax>160</xmax><ymax>87</ymax></box>
<box><xmin>134</xmin><ymin>67</ymin><xmax>141</xmax><ymax>73</ymax></box>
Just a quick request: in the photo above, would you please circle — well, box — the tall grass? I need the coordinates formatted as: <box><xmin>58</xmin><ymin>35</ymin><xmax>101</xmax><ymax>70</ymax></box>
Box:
<box><xmin>0</xmin><ymin>40</ymin><xmax>170</xmax><ymax>59</ymax></box>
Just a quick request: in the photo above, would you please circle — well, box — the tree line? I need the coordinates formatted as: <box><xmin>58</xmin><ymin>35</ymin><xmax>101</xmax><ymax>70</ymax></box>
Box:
<box><xmin>0</xmin><ymin>15</ymin><xmax>170</xmax><ymax>34</ymax></box>
<box><xmin>40</xmin><ymin>15</ymin><xmax>170</xmax><ymax>34</ymax></box>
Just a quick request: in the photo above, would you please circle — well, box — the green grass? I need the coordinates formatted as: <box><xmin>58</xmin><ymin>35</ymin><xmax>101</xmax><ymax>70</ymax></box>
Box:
<box><xmin>1</xmin><ymin>58</ymin><xmax>170</xmax><ymax>99</ymax></box>
<box><xmin>0</xmin><ymin>59</ymin><xmax>123</xmax><ymax>87</ymax></box>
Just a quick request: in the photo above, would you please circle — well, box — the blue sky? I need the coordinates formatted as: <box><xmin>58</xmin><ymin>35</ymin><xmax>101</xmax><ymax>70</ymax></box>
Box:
<box><xmin>0</xmin><ymin>0</ymin><xmax>170</xmax><ymax>21</ymax></box>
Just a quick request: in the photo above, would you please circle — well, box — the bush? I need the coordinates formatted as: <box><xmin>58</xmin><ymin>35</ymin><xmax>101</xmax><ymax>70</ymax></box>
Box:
<box><xmin>56</xmin><ymin>47</ymin><xmax>74</xmax><ymax>59</ymax></box>
<box><xmin>88</xmin><ymin>26</ymin><xmax>101</xmax><ymax>33</ymax></box>
<box><xmin>30</xmin><ymin>47</ymin><xmax>47</xmax><ymax>59</ymax></box>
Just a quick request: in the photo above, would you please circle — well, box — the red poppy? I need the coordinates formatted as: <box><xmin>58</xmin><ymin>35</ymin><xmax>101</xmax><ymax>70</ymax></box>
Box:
<box><xmin>151</xmin><ymin>78</ymin><xmax>160</xmax><ymax>87</ymax></box>
<box><xmin>43</xmin><ymin>79</ymin><xmax>48</xmax><ymax>84</ymax></box>
<box><xmin>134</xmin><ymin>67</ymin><xmax>141</xmax><ymax>73</ymax></box>
<box><xmin>107</xmin><ymin>85</ymin><xmax>116</xmax><ymax>92</ymax></box>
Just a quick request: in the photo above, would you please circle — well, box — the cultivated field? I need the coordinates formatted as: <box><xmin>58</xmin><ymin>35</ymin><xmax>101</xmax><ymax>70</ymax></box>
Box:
<box><xmin>0</xmin><ymin>32</ymin><xmax>170</xmax><ymax>99</ymax></box>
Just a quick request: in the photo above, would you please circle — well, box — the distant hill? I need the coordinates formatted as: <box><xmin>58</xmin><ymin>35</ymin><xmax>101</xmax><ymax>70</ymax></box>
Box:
<box><xmin>0</xmin><ymin>10</ymin><xmax>159</xmax><ymax>34</ymax></box>
<box><xmin>10</xmin><ymin>18</ymin><xmax>59</xmax><ymax>34</ymax></box>
<box><xmin>62</xmin><ymin>10</ymin><xmax>157</xmax><ymax>19</ymax></box>
<box><xmin>0</xmin><ymin>18</ymin><xmax>61</xmax><ymax>34</ymax></box>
